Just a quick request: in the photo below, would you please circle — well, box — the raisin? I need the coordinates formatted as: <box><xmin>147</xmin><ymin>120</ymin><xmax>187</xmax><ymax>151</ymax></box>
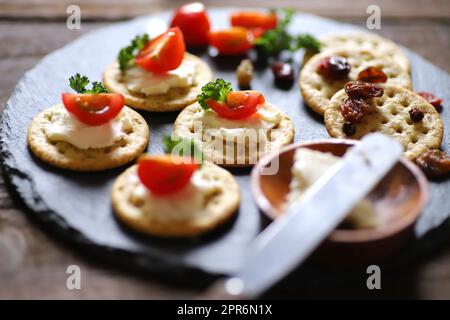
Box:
<box><xmin>271</xmin><ymin>62</ymin><xmax>294</xmax><ymax>88</ymax></box>
<box><xmin>417</xmin><ymin>91</ymin><xmax>443</xmax><ymax>109</ymax></box>
<box><xmin>344</xmin><ymin>81</ymin><xmax>384</xmax><ymax>99</ymax></box>
<box><xmin>357</xmin><ymin>66</ymin><xmax>388</xmax><ymax>83</ymax></box>
<box><xmin>343</xmin><ymin>121</ymin><xmax>356</xmax><ymax>136</ymax></box>
<box><xmin>341</xmin><ymin>98</ymin><xmax>370</xmax><ymax>123</ymax></box>
<box><xmin>317</xmin><ymin>56</ymin><xmax>351</xmax><ymax>80</ymax></box>
<box><xmin>236</xmin><ymin>59</ymin><xmax>253</xmax><ymax>89</ymax></box>
<box><xmin>409</xmin><ymin>107</ymin><xmax>424</xmax><ymax>122</ymax></box>
<box><xmin>416</xmin><ymin>150</ymin><xmax>450</xmax><ymax>178</ymax></box>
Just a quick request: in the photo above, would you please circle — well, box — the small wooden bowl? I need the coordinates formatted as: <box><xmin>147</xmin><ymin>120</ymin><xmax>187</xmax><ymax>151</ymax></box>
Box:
<box><xmin>251</xmin><ymin>139</ymin><xmax>429</xmax><ymax>264</ymax></box>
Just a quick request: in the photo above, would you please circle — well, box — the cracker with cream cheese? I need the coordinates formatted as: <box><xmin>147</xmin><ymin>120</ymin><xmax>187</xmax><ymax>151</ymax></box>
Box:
<box><xmin>27</xmin><ymin>104</ymin><xmax>149</xmax><ymax>171</ymax></box>
<box><xmin>173</xmin><ymin>102</ymin><xmax>295</xmax><ymax>167</ymax></box>
<box><xmin>103</xmin><ymin>53</ymin><xmax>213</xmax><ymax>112</ymax></box>
<box><xmin>111</xmin><ymin>162</ymin><xmax>240</xmax><ymax>237</ymax></box>
<box><xmin>299</xmin><ymin>48</ymin><xmax>412</xmax><ymax>115</ymax></box>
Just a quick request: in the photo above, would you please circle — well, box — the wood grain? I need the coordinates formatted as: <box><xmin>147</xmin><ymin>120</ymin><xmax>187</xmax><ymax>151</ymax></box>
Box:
<box><xmin>0</xmin><ymin>1</ymin><xmax>449</xmax><ymax>299</ymax></box>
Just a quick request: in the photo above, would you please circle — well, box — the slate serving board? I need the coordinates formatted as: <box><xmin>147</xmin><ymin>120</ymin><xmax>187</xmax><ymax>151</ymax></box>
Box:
<box><xmin>1</xmin><ymin>9</ymin><xmax>449</xmax><ymax>284</ymax></box>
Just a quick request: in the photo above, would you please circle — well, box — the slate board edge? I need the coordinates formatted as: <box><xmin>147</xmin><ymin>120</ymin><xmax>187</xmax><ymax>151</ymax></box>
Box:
<box><xmin>1</xmin><ymin>10</ymin><xmax>449</xmax><ymax>283</ymax></box>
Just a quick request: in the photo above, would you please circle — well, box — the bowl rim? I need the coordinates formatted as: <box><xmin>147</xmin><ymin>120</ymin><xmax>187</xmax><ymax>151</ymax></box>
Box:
<box><xmin>250</xmin><ymin>138</ymin><xmax>429</xmax><ymax>244</ymax></box>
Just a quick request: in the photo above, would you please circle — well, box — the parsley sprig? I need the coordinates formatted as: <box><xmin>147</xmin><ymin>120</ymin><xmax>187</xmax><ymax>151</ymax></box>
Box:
<box><xmin>69</xmin><ymin>73</ymin><xmax>108</xmax><ymax>94</ymax></box>
<box><xmin>163</xmin><ymin>135</ymin><xmax>204</xmax><ymax>165</ymax></box>
<box><xmin>197</xmin><ymin>79</ymin><xmax>233</xmax><ymax>110</ymax></box>
<box><xmin>254</xmin><ymin>8</ymin><xmax>321</xmax><ymax>56</ymax></box>
<box><xmin>118</xmin><ymin>34</ymin><xmax>150</xmax><ymax>71</ymax></box>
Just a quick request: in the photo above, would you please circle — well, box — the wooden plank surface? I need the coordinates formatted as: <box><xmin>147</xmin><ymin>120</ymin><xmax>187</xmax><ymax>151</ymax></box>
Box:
<box><xmin>0</xmin><ymin>2</ymin><xmax>450</xmax><ymax>299</ymax></box>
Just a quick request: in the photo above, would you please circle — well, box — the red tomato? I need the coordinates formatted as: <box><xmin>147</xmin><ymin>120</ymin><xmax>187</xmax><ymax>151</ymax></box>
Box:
<box><xmin>209</xmin><ymin>27</ymin><xmax>254</xmax><ymax>55</ymax></box>
<box><xmin>417</xmin><ymin>91</ymin><xmax>443</xmax><ymax>108</ymax></box>
<box><xmin>230</xmin><ymin>11</ymin><xmax>277</xmax><ymax>31</ymax></box>
<box><xmin>170</xmin><ymin>2</ymin><xmax>210</xmax><ymax>46</ymax></box>
<box><xmin>206</xmin><ymin>91</ymin><xmax>265</xmax><ymax>120</ymax></box>
<box><xmin>135</xmin><ymin>27</ymin><xmax>185</xmax><ymax>73</ymax></box>
<box><xmin>61</xmin><ymin>93</ymin><xmax>124</xmax><ymax>126</ymax></box>
<box><xmin>137</xmin><ymin>155</ymin><xmax>199</xmax><ymax>196</ymax></box>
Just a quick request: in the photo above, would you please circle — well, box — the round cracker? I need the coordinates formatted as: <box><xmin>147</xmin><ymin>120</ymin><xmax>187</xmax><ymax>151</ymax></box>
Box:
<box><xmin>27</xmin><ymin>104</ymin><xmax>149</xmax><ymax>171</ymax></box>
<box><xmin>324</xmin><ymin>84</ymin><xmax>443</xmax><ymax>160</ymax></box>
<box><xmin>111</xmin><ymin>163</ymin><xmax>240</xmax><ymax>237</ymax></box>
<box><xmin>103</xmin><ymin>53</ymin><xmax>213</xmax><ymax>112</ymax></box>
<box><xmin>173</xmin><ymin>102</ymin><xmax>295</xmax><ymax>167</ymax></box>
<box><xmin>304</xmin><ymin>32</ymin><xmax>411</xmax><ymax>72</ymax></box>
<box><xmin>299</xmin><ymin>48</ymin><xmax>412</xmax><ymax>115</ymax></box>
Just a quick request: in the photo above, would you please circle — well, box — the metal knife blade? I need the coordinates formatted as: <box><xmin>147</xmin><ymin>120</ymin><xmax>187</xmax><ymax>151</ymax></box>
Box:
<box><xmin>222</xmin><ymin>133</ymin><xmax>403</xmax><ymax>298</ymax></box>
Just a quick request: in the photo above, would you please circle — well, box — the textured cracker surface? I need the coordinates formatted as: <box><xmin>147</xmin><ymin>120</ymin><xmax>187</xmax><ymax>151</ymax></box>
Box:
<box><xmin>304</xmin><ymin>32</ymin><xmax>411</xmax><ymax>72</ymax></box>
<box><xmin>103</xmin><ymin>53</ymin><xmax>213</xmax><ymax>112</ymax></box>
<box><xmin>111</xmin><ymin>163</ymin><xmax>240</xmax><ymax>237</ymax></box>
<box><xmin>172</xmin><ymin>103</ymin><xmax>295</xmax><ymax>167</ymax></box>
<box><xmin>299</xmin><ymin>48</ymin><xmax>412</xmax><ymax>115</ymax></box>
<box><xmin>27</xmin><ymin>104</ymin><xmax>149</xmax><ymax>171</ymax></box>
<box><xmin>324</xmin><ymin>84</ymin><xmax>443</xmax><ymax>159</ymax></box>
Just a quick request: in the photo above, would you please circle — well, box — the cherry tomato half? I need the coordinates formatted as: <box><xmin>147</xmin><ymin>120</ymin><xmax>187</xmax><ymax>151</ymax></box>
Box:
<box><xmin>62</xmin><ymin>93</ymin><xmax>124</xmax><ymax>126</ymax></box>
<box><xmin>230</xmin><ymin>11</ymin><xmax>277</xmax><ymax>31</ymax></box>
<box><xmin>137</xmin><ymin>155</ymin><xmax>199</xmax><ymax>196</ymax></box>
<box><xmin>135</xmin><ymin>27</ymin><xmax>185</xmax><ymax>73</ymax></box>
<box><xmin>170</xmin><ymin>2</ymin><xmax>211</xmax><ymax>46</ymax></box>
<box><xmin>209</xmin><ymin>27</ymin><xmax>254</xmax><ymax>55</ymax></box>
<box><xmin>206</xmin><ymin>91</ymin><xmax>265</xmax><ymax>120</ymax></box>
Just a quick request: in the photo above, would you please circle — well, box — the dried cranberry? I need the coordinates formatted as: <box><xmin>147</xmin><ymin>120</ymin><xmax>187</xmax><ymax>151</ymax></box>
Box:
<box><xmin>416</xmin><ymin>150</ymin><xmax>450</xmax><ymax>178</ymax></box>
<box><xmin>343</xmin><ymin>121</ymin><xmax>356</xmax><ymax>136</ymax></box>
<box><xmin>344</xmin><ymin>81</ymin><xmax>384</xmax><ymax>99</ymax></box>
<box><xmin>317</xmin><ymin>56</ymin><xmax>351</xmax><ymax>80</ymax></box>
<box><xmin>417</xmin><ymin>91</ymin><xmax>443</xmax><ymax>109</ymax></box>
<box><xmin>357</xmin><ymin>67</ymin><xmax>388</xmax><ymax>83</ymax></box>
<box><xmin>271</xmin><ymin>62</ymin><xmax>294</xmax><ymax>88</ymax></box>
<box><xmin>341</xmin><ymin>98</ymin><xmax>371</xmax><ymax>123</ymax></box>
<box><xmin>409</xmin><ymin>107</ymin><xmax>424</xmax><ymax>122</ymax></box>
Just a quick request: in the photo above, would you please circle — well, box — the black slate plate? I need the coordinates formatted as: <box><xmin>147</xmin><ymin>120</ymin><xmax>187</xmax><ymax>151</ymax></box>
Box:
<box><xmin>1</xmin><ymin>9</ymin><xmax>449</xmax><ymax>283</ymax></box>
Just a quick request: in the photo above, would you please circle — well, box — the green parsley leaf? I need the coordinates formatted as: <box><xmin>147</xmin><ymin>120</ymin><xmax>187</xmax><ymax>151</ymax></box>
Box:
<box><xmin>293</xmin><ymin>33</ymin><xmax>321</xmax><ymax>53</ymax></box>
<box><xmin>118</xmin><ymin>34</ymin><xmax>150</xmax><ymax>71</ymax></box>
<box><xmin>163</xmin><ymin>135</ymin><xmax>204</xmax><ymax>165</ymax></box>
<box><xmin>197</xmin><ymin>79</ymin><xmax>233</xmax><ymax>110</ymax></box>
<box><xmin>254</xmin><ymin>8</ymin><xmax>320</xmax><ymax>56</ymax></box>
<box><xmin>68</xmin><ymin>73</ymin><xmax>108</xmax><ymax>94</ymax></box>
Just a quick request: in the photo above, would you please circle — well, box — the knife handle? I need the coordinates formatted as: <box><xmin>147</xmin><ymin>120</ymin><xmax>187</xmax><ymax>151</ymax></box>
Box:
<box><xmin>200</xmin><ymin>278</ymin><xmax>248</xmax><ymax>300</ymax></box>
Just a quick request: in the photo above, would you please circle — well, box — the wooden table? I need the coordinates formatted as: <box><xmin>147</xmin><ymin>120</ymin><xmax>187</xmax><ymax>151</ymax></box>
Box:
<box><xmin>0</xmin><ymin>0</ymin><xmax>449</xmax><ymax>299</ymax></box>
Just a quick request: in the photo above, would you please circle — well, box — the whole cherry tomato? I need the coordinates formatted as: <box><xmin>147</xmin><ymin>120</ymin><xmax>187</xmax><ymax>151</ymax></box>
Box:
<box><xmin>170</xmin><ymin>2</ymin><xmax>211</xmax><ymax>46</ymax></box>
<box><xmin>62</xmin><ymin>93</ymin><xmax>124</xmax><ymax>126</ymax></box>
<box><xmin>230</xmin><ymin>11</ymin><xmax>277</xmax><ymax>31</ymax></box>
<box><xmin>209</xmin><ymin>27</ymin><xmax>254</xmax><ymax>55</ymax></box>
<box><xmin>137</xmin><ymin>155</ymin><xmax>199</xmax><ymax>196</ymax></box>
<box><xmin>206</xmin><ymin>91</ymin><xmax>265</xmax><ymax>120</ymax></box>
<box><xmin>135</xmin><ymin>27</ymin><xmax>185</xmax><ymax>73</ymax></box>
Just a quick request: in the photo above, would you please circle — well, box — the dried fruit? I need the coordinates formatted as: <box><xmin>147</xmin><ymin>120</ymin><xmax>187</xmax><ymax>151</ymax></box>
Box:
<box><xmin>343</xmin><ymin>121</ymin><xmax>356</xmax><ymax>136</ymax></box>
<box><xmin>345</xmin><ymin>81</ymin><xmax>384</xmax><ymax>99</ymax></box>
<box><xmin>341</xmin><ymin>98</ymin><xmax>371</xmax><ymax>123</ymax></box>
<box><xmin>409</xmin><ymin>107</ymin><xmax>424</xmax><ymax>122</ymax></box>
<box><xmin>417</xmin><ymin>91</ymin><xmax>443</xmax><ymax>109</ymax></box>
<box><xmin>357</xmin><ymin>66</ymin><xmax>388</xmax><ymax>83</ymax></box>
<box><xmin>236</xmin><ymin>59</ymin><xmax>253</xmax><ymax>89</ymax></box>
<box><xmin>416</xmin><ymin>149</ymin><xmax>450</xmax><ymax>178</ymax></box>
<box><xmin>271</xmin><ymin>61</ymin><xmax>294</xmax><ymax>88</ymax></box>
<box><xmin>317</xmin><ymin>56</ymin><xmax>351</xmax><ymax>80</ymax></box>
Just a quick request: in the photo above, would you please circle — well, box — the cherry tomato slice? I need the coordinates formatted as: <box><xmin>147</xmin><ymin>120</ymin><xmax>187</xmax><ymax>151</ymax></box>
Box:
<box><xmin>62</xmin><ymin>93</ymin><xmax>124</xmax><ymax>126</ymax></box>
<box><xmin>170</xmin><ymin>2</ymin><xmax>210</xmax><ymax>46</ymax></box>
<box><xmin>135</xmin><ymin>27</ymin><xmax>185</xmax><ymax>73</ymax></box>
<box><xmin>206</xmin><ymin>91</ymin><xmax>265</xmax><ymax>120</ymax></box>
<box><xmin>209</xmin><ymin>27</ymin><xmax>254</xmax><ymax>55</ymax></box>
<box><xmin>137</xmin><ymin>155</ymin><xmax>199</xmax><ymax>196</ymax></box>
<box><xmin>230</xmin><ymin>11</ymin><xmax>277</xmax><ymax>31</ymax></box>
